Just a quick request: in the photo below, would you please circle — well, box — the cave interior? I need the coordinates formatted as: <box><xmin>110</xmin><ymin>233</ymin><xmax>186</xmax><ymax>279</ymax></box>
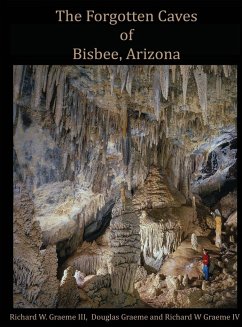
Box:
<box><xmin>13</xmin><ymin>65</ymin><xmax>237</xmax><ymax>308</ymax></box>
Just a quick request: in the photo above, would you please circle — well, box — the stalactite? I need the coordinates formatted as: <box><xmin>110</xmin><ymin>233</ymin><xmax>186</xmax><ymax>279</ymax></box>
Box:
<box><xmin>31</xmin><ymin>66</ymin><xmax>44</xmax><ymax>109</ymax></box>
<box><xmin>171</xmin><ymin>89</ymin><xmax>175</xmax><ymax>102</ymax></box>
<box><xmin>107</xmin><ymin>65</ymin><xmax>116</xmax><ymax>95</ymax></box>
<box><xmin>42</xmin><ymin>65</ymin><xmax>49</xmax><ymax>93</ymax></box>
<box><xmin>46</xmin><ymin>66</ymin><xmax>57</xmax><ymax>111</ymax></box>
<box><xmin>121</xmin><ymin>107</ymin><xmax>128</xmax><ymax>137</ymax></box>
<box><xmin>194</xmin><ymin>66</ymin><xmax>208</xmax><ymax>124</ymax></box>
<box><xmin>55</xmin><ymin>66</ymin><xmax>61</xmax><ymax>86</ymax></box>
<box><xmin>119</xmin><ymin>65</ymin><xmax>129</xmax><ymax>93</ymax></box>
<box><xmin>13</xmin><ymin>65</ymin><xmax>24</xmax><ymax>102</ymax></box>
<box><xmin>216</xmin><ymin>75</ymin><xmax>222</xmax><ymax>99</ymax></box>
<box><xmin>223</xmin><ymin>65</ymin><xmax>231</xmax><ymax>78</ymax></box>
<box><xmin>55</xmin><ymin>70</ymin><xmax>66</xmax><ymax>127</ymax></box>
<box><xmin>160</xmin><ymin>65</ymin><xmax>169</xmax><ymax>100</ymax></box>
<box><xmin>140</xmin><ymin>212</ymin><xmax>183</xmax><ymax>271</ymax></box>
<box><xmin>153</xmin><ymin>68</ymin><xmax>161</xmax><ymax>120</ymax></box>
<box><xmin>126</xmin><ymin>66</ymin><xmax>134</xmax><ymax>96</ymax></box>
<box><xmin>13</xmin><ymin>103</ymin><xmax>17</xmax><ymax>124</ymax></box>
<box><xmin>180</xmin><ymin>65</ymin><xmax>190</xmax><ymax>105</ymax></box>
<box><xmin>66</xmin><ymin>254</ymin><xmax>105</xmax><ymax>275</ymax></box>
<box><xmin>13</xmin><ymin>65</ymin><xmax>23</xmax><ymax>102</ymax></box>
<box><xmin>122</xmin><ymin>136</ymin><xmax>131</xmax><ymax>167</ymax></box>
<box><xmin>171</xmin><ymin>65</ymin><xmax>176</xmax><ymax>83</ymax></box>
<box><xmin>211</xmin><ymin>65</ymin><xmax>218</xmax><ymax>75</ymax></box>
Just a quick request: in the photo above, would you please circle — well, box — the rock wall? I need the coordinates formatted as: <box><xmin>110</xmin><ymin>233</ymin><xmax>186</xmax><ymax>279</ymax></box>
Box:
<box><xmin>62</xmin><ymin>240</ymin><xmax>111</xmax><ymax>276</ymax></box>
<box><xmin>13</xmin><ymin>185</ymin><xmax>59</xmax><ymax>308</ymax></box>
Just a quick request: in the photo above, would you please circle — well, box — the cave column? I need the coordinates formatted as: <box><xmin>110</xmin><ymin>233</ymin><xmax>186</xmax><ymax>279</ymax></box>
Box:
<box><xmin>109</xmin><ymin>199</ymin><xmax>140</xmax><ymax>296</ymax></box>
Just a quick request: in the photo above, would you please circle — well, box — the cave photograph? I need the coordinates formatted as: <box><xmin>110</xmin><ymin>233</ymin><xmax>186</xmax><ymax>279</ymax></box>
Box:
<box><xmin>13</xmin><ymin>65</ymin><xmax>237</xmax><ymax>308</ymax></box>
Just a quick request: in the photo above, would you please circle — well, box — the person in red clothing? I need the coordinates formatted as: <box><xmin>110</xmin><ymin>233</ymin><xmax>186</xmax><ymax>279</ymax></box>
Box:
<box><xmin>202</xmin><ymin>248</ymin><xmax>210</xmax><ymax>281</ymax></box>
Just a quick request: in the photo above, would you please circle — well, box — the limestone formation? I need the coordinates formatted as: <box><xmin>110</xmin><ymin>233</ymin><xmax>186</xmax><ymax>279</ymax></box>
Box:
<box><xmin>214</xmin><ymin>212</ymin><xmax>222</xmax><ymax>248</ymax></box>
<box><xmin>58</xmin><ymin>266</ymin><xmax>79</xmax><ymax>308</ymax></box>
<box><xmin>109</xmin><ymin>201</ymin><xmax>140</xmax><ymax>295</ymax></box>
<box><xmin>13</xmin><ymin>185</ymin><xmax>59</xmax><ymax>308</ymax></box>
<box><xmin>225</xmin><ymin>211</ymin><xmax>237</xmax><ymax>230</ymax></box>
<box><xmin>132</xmin><ymin>167</ymin><xmax>182</xmax><ymax>210</ymax></box>
<box><xmin>13</xmin><ymin>65</ymin><xmax>237</xmax><ymax>308</ymax></box>
<box><xmin>74</xmin><ymin>270</ymin><xmax>86</xmax><ymax>288</ymax></box>
<box><xmin>166</xmin><ymin>276</ymin><xmax>180</xmax><ymax>291</ymax></box>
<box><xmin>182</xmin><ymin>274</ymin><xmax>189</xmax><ymax>287</ymax></box>
<box><xmin>191</xmin><ymin>233</ymin><xmax>198</xmax><ymax>251</ymax></box>
<box><xmin>220</xmin><ymin>192</ymin><xmax>237</xmax><ymax>219</ymax></box>
<box><xmin>62</xmin><ymin>240</ymin><xmax>112</xmax><ymax>276</ymax></box>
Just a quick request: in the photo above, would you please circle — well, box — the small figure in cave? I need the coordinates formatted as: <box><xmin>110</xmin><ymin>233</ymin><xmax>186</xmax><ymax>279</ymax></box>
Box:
<box><xmin>202</xmin><ymin>248</ymin><xmax>210</xmax><ymax>281</ymax></box>
<box><xmin>191</xmin><ymin>233</ymin><xmax>198</xmax><ymax>251</ymax></box>
<box><xmin>211</xmin><ymin>209</ymin><xmax>222</xmax><ymax>248</ymax></box>
<box><xmin>120</xmin><ymin>183</ymin><xmax>126</xmax><ymax>211</ymax></box>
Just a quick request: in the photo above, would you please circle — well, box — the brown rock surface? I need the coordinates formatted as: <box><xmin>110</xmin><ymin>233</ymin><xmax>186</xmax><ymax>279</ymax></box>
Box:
<box><xmin>13</xmin><ymin>185</ymin><xmax>59</xmax><ymax>308</ymax></box>
<box><xmin>220</xmin><ymin>191</ymin><xmax>237</xmax><ymax>219</ymax></box>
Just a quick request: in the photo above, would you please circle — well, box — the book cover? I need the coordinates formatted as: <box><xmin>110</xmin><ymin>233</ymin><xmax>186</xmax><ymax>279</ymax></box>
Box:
<box><xmin>1</xmin><ymin>0</ymin><xmax>241</xmax><ymax>324</ymax></box>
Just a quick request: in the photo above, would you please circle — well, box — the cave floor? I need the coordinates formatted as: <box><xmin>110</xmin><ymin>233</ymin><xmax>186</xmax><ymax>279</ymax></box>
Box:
<box><xmin>136</xmin><ymin>235</ymin><xmax>237</xmax><ymax>308</ymax></box>
<box><xmin>160</xmin><ymin>236</ymin><xmax>220</xmax><ymax>278</ymax></box>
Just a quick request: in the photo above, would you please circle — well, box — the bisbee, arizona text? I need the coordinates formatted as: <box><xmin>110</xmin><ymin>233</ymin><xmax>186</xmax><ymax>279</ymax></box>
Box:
<box><xmin>73</xmin><ymin>48</ymin><xmax>180</xmax><ymax>60</ymax></box>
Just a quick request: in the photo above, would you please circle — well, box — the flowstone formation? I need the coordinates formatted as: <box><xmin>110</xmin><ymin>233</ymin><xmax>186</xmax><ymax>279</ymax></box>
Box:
<box><xmin>13</xmin><ymin>183</ymin><xmax>59</xmax><ymax>308</ymax></box>
<box><xmin>13</xmin><ymin>65</ymin><xmax>237</xmax><ymax>308</ymax></box>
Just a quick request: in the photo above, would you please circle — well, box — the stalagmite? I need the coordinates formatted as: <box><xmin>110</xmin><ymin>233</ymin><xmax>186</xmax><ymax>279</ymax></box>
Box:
<box><xmin>109</xmin><ymin>201</ymin><xmax>140</xmax><ymax>296</ymax></box>
<box><xmin>74</xmin><ymin>270</ymin><xmax>85</xmax><ymax>288</ymax></box>
<box><xmin>182</xmin><ymin>274</ymin><xmax>188</xmax><ymax>287</ymax></box>
<box><xmin>214</xmin><ymin>210</ymin><xmax>222</xmax><ymax>248</ymax></box>
<box><xmin>191</xmin><ymin>233</ymin><xmax>198</xmax><ymax>251</ymax></box>
<box><xmin>13</xmin><ymin>185</ymin><xmax>59</xmax><ymax>308</ymax></box>
<box><xmin>58</xmin><ymin>266</ymin><xmax>80</xmax><ymax>308</ymax></box>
